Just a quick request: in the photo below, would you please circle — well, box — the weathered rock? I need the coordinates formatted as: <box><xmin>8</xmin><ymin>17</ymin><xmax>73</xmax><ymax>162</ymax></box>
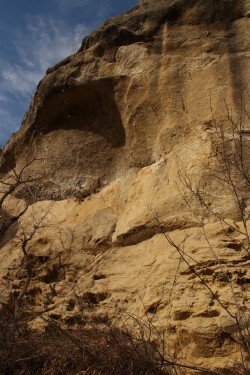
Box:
<box><xmin>0</xmin><ymin>0</ymin><xmax>250</xmax><ymax>372</ymax></box>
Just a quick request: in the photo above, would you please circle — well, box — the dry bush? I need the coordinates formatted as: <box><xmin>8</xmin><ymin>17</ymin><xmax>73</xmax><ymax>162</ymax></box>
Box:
<box><xmin>149</xmin><ymin>100</ymin><xmax>250</xmax><ymax>374</ymax></box>
<box><xmin>0</xmin><ymin>308</ymin><xmax>170</xmax><ymax>375</ymax></box>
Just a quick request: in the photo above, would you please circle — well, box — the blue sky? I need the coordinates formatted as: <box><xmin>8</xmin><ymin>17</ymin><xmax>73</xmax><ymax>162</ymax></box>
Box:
<box><xmin>0</xmin><ymin>0</ymin><xmax>138</xmax><ymax>146</ymax></box>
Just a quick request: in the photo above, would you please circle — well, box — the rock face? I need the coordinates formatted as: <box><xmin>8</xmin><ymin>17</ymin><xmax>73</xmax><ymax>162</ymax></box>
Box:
<box><xmin>1</xmin><ymin>0</ymin><xmax>250</xmax><ymax>372</ymax></box>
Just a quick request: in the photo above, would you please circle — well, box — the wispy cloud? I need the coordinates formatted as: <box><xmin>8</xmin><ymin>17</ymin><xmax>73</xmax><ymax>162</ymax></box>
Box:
<box><xmin>19</xmin><ymin>18</ymin><xmax>87</xmax><ymax>73</ymax></box>
<box><xmin>0</xmin><ymin>17</ymin><xmax>88</xmax><ymax>145</ymax></box>
<box><xmin>1</xmin><ymin>61</ymin><xmax>42</xmax><ymax>96</ymax></box>
<box><xmin>1</xmin><ymin>17</ymin><xmax>87</xmax><ymax>96</ymax></box>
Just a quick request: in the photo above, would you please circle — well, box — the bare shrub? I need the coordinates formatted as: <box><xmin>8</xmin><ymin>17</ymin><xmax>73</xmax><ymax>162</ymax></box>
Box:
<box><xmin>0</xmin><ymin>307</ymin><xmax>171</xmax><ymax>375</ymax></box>
<box><xmin>151</xmin><ymin>99</ymin><xmax>250</xmax><ymax>372</ymax></box>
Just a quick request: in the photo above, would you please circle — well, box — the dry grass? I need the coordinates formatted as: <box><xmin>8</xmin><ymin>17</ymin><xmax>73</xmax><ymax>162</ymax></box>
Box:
<box><xmin>1</xmin><ymin>307</ymin><xmax>249</xmax><ymax>374</ymax></box>
<box><xmin>0</xmin><ymin>308</ymin><xmax>170</xmax><ymax>375</ymax></box>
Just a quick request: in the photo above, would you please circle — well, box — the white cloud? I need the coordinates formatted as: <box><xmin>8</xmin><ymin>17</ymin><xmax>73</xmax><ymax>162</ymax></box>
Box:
<box><xmin>0</xmin><ymin>16</ymin><xmax>88</xmax><ymax>145</ymax></box>
<box><xmin>1</xmin><ymin>17</ymin><xmax>88</xmax><ymax>96</ymax></box>
<box><xmin>1</xmin><ymin>62</ymin><xmax>42</xmax><ymax>95</ymax></box>
<box><xmin>24</xmin><ymin>17</ymin><xmax>87</xmax><ymax>71</ymax></box>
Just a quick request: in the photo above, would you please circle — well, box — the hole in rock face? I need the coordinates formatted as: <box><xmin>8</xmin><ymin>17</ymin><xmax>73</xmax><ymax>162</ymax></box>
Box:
<box><xmin>40</xmin><ymin>265</ymin><xmax>63</xmax><ymax>284</ymax></box>
<box><xmin>82</xmin><ymin>291</ymin><xmax>110</xmax><ymax>304</ymax></box>
<box><xmin>93</xmin><ymin>273</ymin><xmax>107</xmax><ymax>280</ymax></box>
<box><xmin>37</xmin><ymin>79</ymin><xmax>125</xmax><ymax>148</ymax></box>
<box><xmin>66</xmin><ymin>299</ymin><xmax>76</xmax><ymax>311</ymax></box>
<box><xmin>17</xmin><ymin>79</ymin><xmax>126</xmax><ymax>201</ymax></box>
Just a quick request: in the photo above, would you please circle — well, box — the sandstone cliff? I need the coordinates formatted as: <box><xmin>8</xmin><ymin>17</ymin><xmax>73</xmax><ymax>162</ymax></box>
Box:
<box><xmin>0</xmin><ymin>0</ymin><xmax>250</xmax><ymax>372</ymax></box>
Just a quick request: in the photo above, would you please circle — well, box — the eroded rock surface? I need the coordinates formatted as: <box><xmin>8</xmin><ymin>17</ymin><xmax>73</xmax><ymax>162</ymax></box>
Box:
<box><xmin>1</xmin><ymin>0</ymin><xmax>250</xmax><ymax>372</ymax></box>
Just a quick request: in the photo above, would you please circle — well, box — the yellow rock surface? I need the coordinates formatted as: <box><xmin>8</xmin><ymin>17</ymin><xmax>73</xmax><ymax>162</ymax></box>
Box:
<box><xmin>0</xmin><ymin>0</ymin><xmax>250</xmax><ymax>371</ymax></box>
